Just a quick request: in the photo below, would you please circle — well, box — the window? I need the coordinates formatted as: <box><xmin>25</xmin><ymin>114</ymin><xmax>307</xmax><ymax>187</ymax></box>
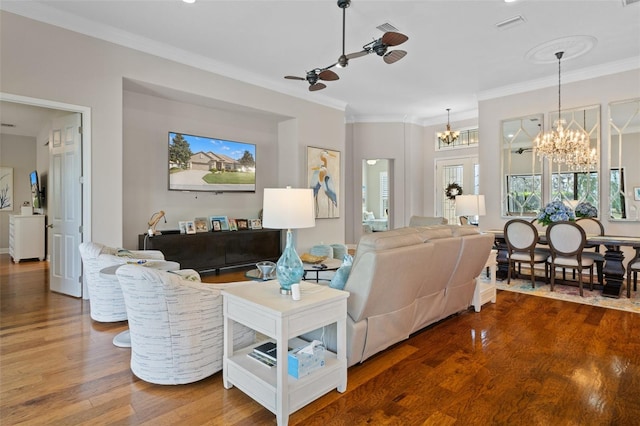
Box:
<box><xmin>610</xmin><ymin>168</ymin><xmax>626</xmax><ymax>219</ymax></box>
<box><xmin>505</xmin><ymin>174</ymin><xmax>542</xmax><ymax>216</ymax></box>
<box><xmin>437</xmin><ymin>128</ymin><xmax>478</xmax><ymax>150</ymax></box>
<box><xmin>379</xmin><ymin>171</ymin><xmax>389</xmax><ymax>219</ymax></box>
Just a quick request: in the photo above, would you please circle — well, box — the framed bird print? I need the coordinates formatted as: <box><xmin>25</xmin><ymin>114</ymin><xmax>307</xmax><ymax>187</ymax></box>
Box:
<box><xmin>307</xmin><ymin>146</ymin><xmax>340</xmax><ymax>219</ymax></box>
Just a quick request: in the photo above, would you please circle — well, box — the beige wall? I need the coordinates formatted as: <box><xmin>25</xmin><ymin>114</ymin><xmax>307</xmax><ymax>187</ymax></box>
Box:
<box><xmin>1</xmin><ymin>11</ymin><xmax>346</xmax><ymax>253</ymax></box>
<box><xmin>345</xmin><ymin>121</ymin><xmax>424</xmax><ymax>243</ymax></box>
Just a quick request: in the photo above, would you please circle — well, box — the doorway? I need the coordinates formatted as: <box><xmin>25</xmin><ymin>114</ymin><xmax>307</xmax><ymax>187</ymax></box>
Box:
<box><xmin>362</xmin><ymin>159</ymin><xmax>391</xmax><ymax>233</ymax></box>
<box><xmin>435</xmin><ymin>156</ymin><xmax>479</xmax><ymax>225</ymax></box>
<box><xmin>1</xmin><ymin>92</ymin><xmax>92</xmax><ymax>298</ymax></box>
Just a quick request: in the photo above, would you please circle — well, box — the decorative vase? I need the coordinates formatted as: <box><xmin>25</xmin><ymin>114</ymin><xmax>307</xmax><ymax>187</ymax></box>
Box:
<box><xmin>276</xmin><ymin>230</ymin><xmax>304</xmax><ymax>294</ymax></box>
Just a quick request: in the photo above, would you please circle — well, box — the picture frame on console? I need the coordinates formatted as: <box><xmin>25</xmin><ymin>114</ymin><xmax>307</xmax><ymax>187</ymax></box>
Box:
<box><xmin>307</xmin><ymin>146</ymin><xmax>340</xmax><ymax>219</ymax></box>
<box><xmin>212</xmin><ymin>220</ymin><xmax>222</xmax><ymax>231</ymax></box>
<box><xmin>250</xmin><ymin>219</ymin><xmax>262</xmax><ymax>229</ymax></box>
<box><xmin>228</xmin><ymin>218</ymin><xmax>238</xmax><ymax>231</ymax></box>
<box><xmin>185</xmin><ymin>221</ymin><xmax>196</xmax><ymax>234</ymax></box>
<box><xmin>210</xmin><ymin>215</ymin><xmax>229</xmax><ymax>231</ymax></box>
<box><xmin>178</xmin><ymin>221</ymin><xmax>187</xmax><ymax>234</ymax></box>
<box><xmin>194</xmin><ymin>217</ymin><xmax>209</xmax><ymax>232</ymax></box>
<box><xmin>236</xmin><ymin>219</ymin><xmax>249</xmax><ymax>230</ymax></box>
<box><xmin>635</xmin><ymin>187</ymin><xmax>640</xmax><ymax>201</ymax></box>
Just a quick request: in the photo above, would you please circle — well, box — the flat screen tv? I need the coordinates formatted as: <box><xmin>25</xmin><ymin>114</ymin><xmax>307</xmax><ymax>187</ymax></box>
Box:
<box><xmin>29</xmin><ymin>170</ymin><xmax>44</xmax><ymax>209</ymax></box>
<box><xmin>168</xmin><ymin>132</ymin><xmax>256</xmax><ymax>193</ymax></box>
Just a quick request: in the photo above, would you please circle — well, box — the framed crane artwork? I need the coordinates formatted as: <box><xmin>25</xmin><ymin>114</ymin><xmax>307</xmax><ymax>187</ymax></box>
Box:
<box><xmin>307</xmin><ymin>146</ymin><xmax>340</xmax><ymax>219</ymax></box>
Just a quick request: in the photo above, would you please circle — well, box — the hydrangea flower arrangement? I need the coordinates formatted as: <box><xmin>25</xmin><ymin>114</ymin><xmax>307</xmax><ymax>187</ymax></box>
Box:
<box><xmin>537</xmin><ymin>200</ymin><xmax>576</xmax><ymax>226</ymax></box>
<box><xmin>574</xmin><ymin>202</ymin><xmax>598</xmax><ymax>218</ymax></box>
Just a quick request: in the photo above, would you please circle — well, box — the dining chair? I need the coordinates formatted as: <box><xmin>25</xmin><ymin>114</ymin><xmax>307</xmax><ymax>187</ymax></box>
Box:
<box><xmin>504</xmin><ymin>219</ymin><xmax>549</xmax><ymax>287</ymax></box>
<box><xmin>627</xmin><ymin>247</ymin><xmax>640</xmax><ymax>298</ymax></box>
<box><xmin>576</xmin><ymin>217</ymin><xmax>605</xmax><ymax>284</ymax></box>
<box><xmin>546</xmin><ymin>221</ymin><xmax>595</xmax><ymax>297</ymax></box>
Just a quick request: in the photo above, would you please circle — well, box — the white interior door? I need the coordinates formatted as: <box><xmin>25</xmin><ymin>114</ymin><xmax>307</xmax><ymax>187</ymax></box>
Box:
<box><xmin>49</xmin><ymin>113</ymin><xmax>82</xmax><ymax>297</ymax></box>
<box><xmin>435</xmin><ymin>156</ymin><xmax>478</xmax><ymax>224</ymax></box>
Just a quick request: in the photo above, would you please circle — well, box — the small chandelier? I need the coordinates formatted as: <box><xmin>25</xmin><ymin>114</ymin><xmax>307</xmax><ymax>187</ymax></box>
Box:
<box><xmin>437</xmin><ymin>108</ymin><xmax>460</xmax><ymax>145</ymax></box>
<box><xmin>535</xmin><ymin>51</ymin><xmax>597</xmax><ymax>171</ymax></box>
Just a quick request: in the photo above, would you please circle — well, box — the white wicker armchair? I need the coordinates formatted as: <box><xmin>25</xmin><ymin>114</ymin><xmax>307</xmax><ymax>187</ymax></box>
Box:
<box><xmin>78</xmin><ymin>242</ymin><xmax>165</xmax><ymax>322</ymax></box>
<box><xmin>115</xmin><ymin>265</ymin><xmax>255</xmax><ymax>385</ymax></box>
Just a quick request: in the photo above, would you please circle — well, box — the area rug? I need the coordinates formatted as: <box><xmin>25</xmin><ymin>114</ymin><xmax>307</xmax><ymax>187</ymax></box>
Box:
<box><xmin>485</xmin><ymin>276</ymin><xmax>640</xmax><ymax>314</ymax></box>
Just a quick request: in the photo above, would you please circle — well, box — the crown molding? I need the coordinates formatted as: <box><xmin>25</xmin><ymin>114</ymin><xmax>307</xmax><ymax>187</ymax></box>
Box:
<box><xmin>478</xmin><ymin>57</ymin><xmax>640</xmax><ymax>101</ymax></box>
<box><xmin>345</xmin><ymin>115</ymin><xmax>424</xmax><ymax>125</ymax></box>
<box><xmin>0</xmin><ymin>2</ymin><xmax>347</xmax><ymax>113</ymax></box>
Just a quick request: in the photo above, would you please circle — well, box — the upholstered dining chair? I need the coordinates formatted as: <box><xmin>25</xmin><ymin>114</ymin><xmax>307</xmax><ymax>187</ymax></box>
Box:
<box><xmin>504</xmin><ymin>219</ymin><xmax>549</xmax><ymax>287</ymax></box>
<box><xmin>78</xmin><ymin>242</ymin><xmax>165</xmax><ymax>322</ymax></box>
<box><xmin>576</xmin><ymin>217</ymin><xmax>605</xmax><ymax>284</ymax></box>
<box><xmin>115</xmin><ymin>265</ymin><xmax>256</xmax><ymax>385</ymax></box>
<box><xmin>546</xmin><ymin>221</ymin><xmax>595</xmax><ymax>297</ymax></box>
<box><xmin>627</xmin><ymin>247</ymin><xmax>640</xmax><ymax>298</ymax></box>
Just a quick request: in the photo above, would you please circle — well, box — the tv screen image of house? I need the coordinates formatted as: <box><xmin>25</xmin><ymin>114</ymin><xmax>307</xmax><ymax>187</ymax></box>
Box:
<box><xmin>168</xmin><ymin>132</ymin><xmax>256</xmax><ymax>193</ymax></box>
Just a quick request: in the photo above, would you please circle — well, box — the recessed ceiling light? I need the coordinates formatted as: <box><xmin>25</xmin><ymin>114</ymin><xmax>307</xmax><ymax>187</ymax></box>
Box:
<box><xmin>182</xmin><ymin>0</ymin><xmax>195</xmax><ymax>4</ymax></box>
<box><xmin>504</xmin><ymin>0</ymin><xmax>518</xmax><ymax>3</ymax></box>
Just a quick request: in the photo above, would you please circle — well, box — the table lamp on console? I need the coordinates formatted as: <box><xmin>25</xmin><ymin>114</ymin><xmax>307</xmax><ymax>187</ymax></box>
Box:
<box><xmin>262</xmin><ymin>187</ymin><xmax>316</xmax><ymax>294</ymax></box>
<box><xmin>455</xmin><ymin>194</ymin><xmax>486</xmax><ymax>226</ymax></box>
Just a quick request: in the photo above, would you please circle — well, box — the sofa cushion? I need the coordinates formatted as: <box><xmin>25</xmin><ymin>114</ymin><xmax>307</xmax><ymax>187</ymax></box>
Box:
<box><xmin>330</xmin><ymin>255</ymin><xmax>353</xmax><ymax>290</ymax></box>
<box><xmin>356</xmin><ymin>228</ymin><xmax>422</xmax><ymax>254</ymax></box>
<box><xmin>409</xmin><ymin>216</ymin><xmax>448</xmax><ymax>226</ymax></box>
<box><xmin>415</xmin><ymin>225</ymin><xmax>455</xmax><ymax>241</ymax></box>
<box><xmin>452</xmin><ymin>225</ymin><xmax>482</xmax><ymax>237</ymax></box>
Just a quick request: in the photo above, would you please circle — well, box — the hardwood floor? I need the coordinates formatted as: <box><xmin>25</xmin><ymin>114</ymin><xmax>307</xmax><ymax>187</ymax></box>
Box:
<box><xmin>2</xmin><ymin>254</ymin><xmax>639</xmax><ymax>425</ymax></box>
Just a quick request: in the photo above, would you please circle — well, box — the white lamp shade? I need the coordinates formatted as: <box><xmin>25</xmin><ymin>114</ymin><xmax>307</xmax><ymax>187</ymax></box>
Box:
<box><xmin>262</xmin><ymin>188</ymin><xmax>316</xmax><ymax>229</ymax></box>
<box><xmin>455</xmin><ymin>194</ymin><xmax>486</xmax><ymax>216</ymax></box>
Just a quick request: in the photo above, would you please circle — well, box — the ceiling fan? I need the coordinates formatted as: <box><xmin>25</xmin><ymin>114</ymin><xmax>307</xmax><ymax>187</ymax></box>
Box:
<box><xmin>335</xmin><ymin>0</ymin><xmax>408</xmax><ymax>66</ymax></box>
<box><xmin>284</xmin><ymin>67</ymin><xmax>340</xmax><ymax>92</ymax></box>
<box><xmin>513</xmin><ymin>147</ymin><xmax>533</xmax><ymax>154</ymax></box>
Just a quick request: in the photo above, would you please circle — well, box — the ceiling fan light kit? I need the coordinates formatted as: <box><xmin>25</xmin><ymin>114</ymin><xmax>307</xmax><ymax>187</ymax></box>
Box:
<box><xmin>283</xmin><ymin>0</ymin><xmax>408</xmax><ymax>92</ymax></box>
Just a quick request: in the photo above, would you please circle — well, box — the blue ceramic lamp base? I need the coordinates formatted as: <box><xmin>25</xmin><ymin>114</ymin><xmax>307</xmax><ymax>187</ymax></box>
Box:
<box><xmin>276</xmin><ymin>229</ymin><xmax>304</xmax><ymax>294</ymax></box>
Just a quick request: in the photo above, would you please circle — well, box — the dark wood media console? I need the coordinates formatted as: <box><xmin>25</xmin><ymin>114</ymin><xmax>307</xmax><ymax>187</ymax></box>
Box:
<box><xmin>138</xmin><ymin>229</ymin><xmax>281</xmax><ymax>275</ymax></box>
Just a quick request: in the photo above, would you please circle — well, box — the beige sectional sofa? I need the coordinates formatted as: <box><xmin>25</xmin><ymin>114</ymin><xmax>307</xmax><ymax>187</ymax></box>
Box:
<box><xmin>304</xmin><ymin>225</ymin><xmax>494</xmax><ymax>367</ymax></box>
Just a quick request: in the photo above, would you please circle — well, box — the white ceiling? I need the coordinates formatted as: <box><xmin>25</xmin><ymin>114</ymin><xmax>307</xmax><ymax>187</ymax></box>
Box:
<box><xmin>1</xmin><ymin>0</ymin><xmax>639</xmax><ymax>125</ymax></box>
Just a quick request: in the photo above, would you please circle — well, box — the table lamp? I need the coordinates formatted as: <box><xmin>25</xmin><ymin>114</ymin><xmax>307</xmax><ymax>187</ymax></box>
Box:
<box><xmin>455</xmin><ymin>194</ymin><xmax>486</xmax><ymax>225</ymax></box>
<box><xmin>262</xmin><ymin>187</ymin><xmax>316</xmax><ymax>294</ymax></box>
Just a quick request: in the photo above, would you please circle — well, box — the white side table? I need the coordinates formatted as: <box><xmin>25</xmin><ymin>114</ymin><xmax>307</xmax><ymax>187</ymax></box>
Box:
<box><xmin>222</xmin><ymin>281</ymin><xmax>348</xmax><ymax>426</ymax></box>
<box><xmin>101</xmin><ymin>260</ymin><xmax>180</xmax><ymax>347</ymax></box>
<box><xmin>473</xmin><ymin>249</ymin><xmax>497</xmax><ymax>312</ymax></box>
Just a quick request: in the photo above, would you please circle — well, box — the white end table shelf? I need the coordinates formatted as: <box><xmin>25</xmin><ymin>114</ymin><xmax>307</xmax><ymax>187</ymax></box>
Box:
<box><xmin>222</xmin><ymin>281</ymin><xmax>348</xmax><ymax>426</ymax></box>
<box><xmin>473</xmin><ymin>249</ymin><xmax>497</xmax><ymax>312</ymax></box>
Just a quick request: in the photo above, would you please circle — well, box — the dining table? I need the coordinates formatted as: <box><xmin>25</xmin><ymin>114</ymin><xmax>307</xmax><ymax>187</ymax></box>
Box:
<box><xmin>486</xmin><ymin>230</ymin><xmax>640</xmax><ymax>299</ymax></box>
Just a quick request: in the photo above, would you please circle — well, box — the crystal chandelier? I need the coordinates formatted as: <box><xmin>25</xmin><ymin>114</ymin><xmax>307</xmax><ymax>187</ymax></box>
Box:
<box><xmin>437</xmin><ymin>108</ymin><xmax>459</xmax><ymax>145</ymax></box>
<box><xmin>535</xmin><ymin>51</ymin><xmax>597</xmax><ymax>171</ymax></box>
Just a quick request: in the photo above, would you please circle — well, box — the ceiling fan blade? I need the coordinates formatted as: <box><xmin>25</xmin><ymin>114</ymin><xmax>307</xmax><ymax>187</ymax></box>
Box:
<box><xmin>383</xmin><ymin>50</ymin><xmax>407</xmax><ymax>64</ymax></box>
<box><xmin>346</xmin><ymin>50</ymin><xmax>370</xmax><ymax>60</ymax></box>
<box><xmin>382</xmin><ymin>32</ymin><xmax>408</xmax><ymax>47</ymax></box>
<box><xmin>318</xmin><ymin>69</ymin><xmax>339</xmax><ymax>81</ymax></box>
<box><xmin>284</xmin><ymin>75</ymin><xmax>305</xmax><ymax>81</ymax></box>
<box><xmin>309</xmin><ymin>82</ymin><xmax>327</xmax><ymax>92</ymax></box>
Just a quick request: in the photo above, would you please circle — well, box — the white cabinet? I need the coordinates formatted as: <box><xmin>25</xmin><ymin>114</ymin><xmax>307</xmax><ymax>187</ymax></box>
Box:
<box><xmin>9</xmin><ymin>215</ymin><xmax>46</xmax><ymax>263</ymax></box>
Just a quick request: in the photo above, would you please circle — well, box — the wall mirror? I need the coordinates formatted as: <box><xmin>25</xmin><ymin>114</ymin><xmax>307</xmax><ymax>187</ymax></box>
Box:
<box><xmin>609</xmin><ymin>98</ymin><xmax>640</xmax><ymax>221</ymax></box>
<box><xmin>362</xmin><ymin>159</ymin><xmax>390</xmax><ymax>232</ymax></box>
<box><xmin>501</xmin><ymin>114</ymin><xmax>543</xmax><ymax>217</ymax></box>
<box><xmin>549</xmin><ymin>105</ymin><xmax>600</xmax><ymax>208</ymax></box>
